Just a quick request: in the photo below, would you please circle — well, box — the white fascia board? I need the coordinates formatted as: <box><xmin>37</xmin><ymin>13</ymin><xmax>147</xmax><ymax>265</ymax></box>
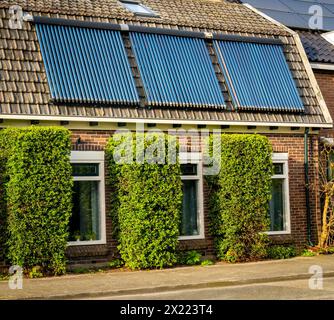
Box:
<box><xmin>0</xmin><ymin>113</ymin><xmax>332</xmax><ymax>128</ymax></box>
<box><xmin>311</xmin><ymin>63</ymin><xmax>334</xmax><ymax>71</ymax></box>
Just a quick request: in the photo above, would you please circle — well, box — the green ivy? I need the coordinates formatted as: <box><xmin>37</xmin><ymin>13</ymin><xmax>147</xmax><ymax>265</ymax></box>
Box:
<box><xmin>208</xmin><ymin>134</ymin><xmax>273</xmax><ymax>263</ymax></box>
<box><xmin>106</xmin><ymin>132</ymin><xmax>182</xmax><ymax>269</ymax></box>
<box><xmin>0</xmin><ymin>127</ymin><xmax>73</xmax><ymax>275</ymax></box>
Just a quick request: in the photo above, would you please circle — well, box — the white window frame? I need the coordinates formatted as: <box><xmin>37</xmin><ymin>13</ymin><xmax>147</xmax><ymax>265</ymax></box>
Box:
<box><xmin>68</xmin><ymin>151</ymin><xmax>106</xmax><ymax>246</ymax></box>
<box><xmin>179</xmin><ymin>153</ymin><xmax>205</xmax><ymax>240</ymax></box>
<box><xmin>119</xmin><ymin>0</ymin><xmax>158</xmax><ymax>17</ymax></box>
<box><xmin>267</xmin><ymin>153</ymin><xmax>291</xmax><ymax>235</ymax></box>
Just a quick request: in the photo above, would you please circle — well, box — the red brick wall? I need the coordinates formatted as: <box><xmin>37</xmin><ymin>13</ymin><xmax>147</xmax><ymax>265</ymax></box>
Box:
<box><xmin>67</xmin><ymin>130</ymin><xmax>320</xmax><ymax>263</ymax></box>
<box><xmin>314</xmin><ymin>70</ymin><xmax>334</xmax><ymax>137</ymax></box>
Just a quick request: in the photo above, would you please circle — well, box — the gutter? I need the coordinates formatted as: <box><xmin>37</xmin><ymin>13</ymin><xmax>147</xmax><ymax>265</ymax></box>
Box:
<box><xmin>310</xmin><ymin>63</ymin><xmax>334</xmax><ymax>71</ymax></box>
<box><xmin>304</xmin><ymin>128</ymin><xmax>313</xmax><ymax>245</ymax></box>
<box><xmin>0</xmin><ymin>113</ymin><xmax>332</xmax><ymax>128</ymax></box>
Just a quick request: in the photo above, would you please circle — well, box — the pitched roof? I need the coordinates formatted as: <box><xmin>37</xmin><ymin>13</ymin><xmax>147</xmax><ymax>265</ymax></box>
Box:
<box><xmin>0</xmin><ymin>0</ymin><xmax>330</xmax><ymax>126</ymax></box>
<box><xmin>297</xmin><ymin>29</ymin><xmax>334</xmax><ymax>64</ymax></box>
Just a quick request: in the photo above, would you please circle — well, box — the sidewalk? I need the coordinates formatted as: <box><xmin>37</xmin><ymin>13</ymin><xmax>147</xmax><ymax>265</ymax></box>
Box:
<box><xmin>1</xmin><ymin>255</ymin><xmax>334</xmax><ymax>300</ymax></box>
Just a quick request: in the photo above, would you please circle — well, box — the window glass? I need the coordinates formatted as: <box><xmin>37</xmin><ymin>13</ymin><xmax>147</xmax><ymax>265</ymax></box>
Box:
<box><xmin>69</xmin><ymin>180</ymin><xmax>100</xmax><ymax>241</ymax></box>
<box><xmin>269</xmin><ymin>178</ymin><xmax>284</xmax><ymax>232</ymax></box>
<box><xmin>181</xmin><ymin>180</ymin><xmax>199</xmax><ymax>236</ymax></box>
<box><xmin>122</xmin><ymin>2</ymin><xmax>156</xmax><ymax>15</ymax></box>
<box><xmin>273</xmin><ymin>163</ymin><xmax>284</xmax><ymax>175</ymax></box>
<box><xmin>72</xmin><ymin>163</ymin><xmax>99</xmax><ymax>177</ymax></box>
<box><xmin>181</xmin><ymin>164</ymin><xmax>197</xmax><ymax>176</ymax></box>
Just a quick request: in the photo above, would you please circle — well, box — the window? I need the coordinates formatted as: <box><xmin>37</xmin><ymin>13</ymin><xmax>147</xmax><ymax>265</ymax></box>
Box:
<box><xmin>120</xmin><ymin>0</ymin><xmax>158</xmax><ymax>17</ymax></box>
<box><xmin>268</xmin><ymin>153</ymin><xmax>290</xmax><ymax>234</ymax></box>
<box><xmin>69</xmin><ymin>151</ymin><xmax>106</xmax><ymax>245</ymax></box>
<box><xmin>179</xmin><ymin>153</ymin><xmax>204</xmax><ymax>240</ymax></box>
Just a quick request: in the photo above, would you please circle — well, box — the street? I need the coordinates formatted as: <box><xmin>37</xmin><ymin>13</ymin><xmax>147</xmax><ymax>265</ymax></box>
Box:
<box><xmin>93</xmin><ymin>277</ymin><xmax>334</xmax><ymax>300</ymax></box>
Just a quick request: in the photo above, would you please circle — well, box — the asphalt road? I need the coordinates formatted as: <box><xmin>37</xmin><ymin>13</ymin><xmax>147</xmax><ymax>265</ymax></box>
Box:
<box><xmin>92</xmin><ymin>276</ymin><xmax>334</xmax><ymax>300</ymax></box>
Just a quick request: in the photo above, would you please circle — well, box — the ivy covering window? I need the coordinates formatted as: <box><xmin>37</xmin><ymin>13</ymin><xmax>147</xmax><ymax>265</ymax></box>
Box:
<box><xmin>69</xmin><ymin>152</ymin><xmax>106</xmax><ymax>245</ymax></box>
<box><xmin>179</xmin><ymin>154</ymin><xmax>204</xmax><ymax>239</ymax></box>
<box><xmin>269</xmin><ymin>154</ymin><xmax>290</xmax><ymax>233</ymax></box>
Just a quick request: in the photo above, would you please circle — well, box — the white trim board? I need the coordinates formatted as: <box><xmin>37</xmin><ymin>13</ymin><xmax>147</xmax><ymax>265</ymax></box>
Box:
<box><xmin>0</xmin><ymin>114</ymin><xmax>331</xmax><ymax>128</ymax></box>
<box><xmin>311</xmin><ymin>63</ymin><xmax>334</xmax><ymax>71</ymax></box>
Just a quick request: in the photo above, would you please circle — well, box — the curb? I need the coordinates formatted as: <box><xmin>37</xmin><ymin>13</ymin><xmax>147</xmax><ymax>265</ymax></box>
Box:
<box><xmin>20</xmin><ymin>271</ymin><xmax>334</xmax><ymax>300</ymax></box>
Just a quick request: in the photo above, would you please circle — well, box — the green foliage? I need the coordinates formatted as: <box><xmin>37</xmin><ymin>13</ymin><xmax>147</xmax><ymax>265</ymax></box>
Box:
<box><xmin>71</xmin><ymin>267</ymin><xmax>90</xmax><ymax>274</ymax></box>
<box><xmin>0</xmin><ymin>127</ymin><xmax>73</xmax><ymax>275</ymax></box>
<box><xmin>106</xmin><ymin>132</ymin><xmax>182</xmax><ymax>270</ymax></box>
<box><xmin>28</xmin><ymin>266</ymin><xmax>43</xmax><ymax>279</ymax></box>
<box><xmin>300</xmin><ymin>249</ymin><xmax>316</xmax><ymax>257</ymax></box>
<box><xmin>208</xmin><ymin>134</ymin><xmax>273</xmax><ymax>263</ymax></box>
<box><xmin>178</xmin><ymin>250</ymin><xmax>202</xmax><ymax>265</ymax></box>
<box><xmin>201</xmin><ymin>259</ymin><xmax>214</xmax><ymax>267</ymax></box>
<box><xmin>0</xmin><ymin>129</ymin><xmax>20</xmax><ymax>262</ymax></box>
<box><xmin>108</xmin><ymin>258</ymin><xmax>124</xmax><ymax>269</ymax></box>
<box><xmin>267</xmin><ymin>245</ymin><xmax>297</xmax><ymax>260</ymax></box>
<box><xmin>326</xmin><ymin>247</ymin><xmax>334</xmax><ymax>254</ymax></box>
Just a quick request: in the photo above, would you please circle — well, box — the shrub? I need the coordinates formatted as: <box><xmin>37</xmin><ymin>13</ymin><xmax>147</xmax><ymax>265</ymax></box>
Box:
<box><xmin>208</xmin><ymin>134</ymin><xmax>273</xmax><ymax>262</ymax></box>
<box><xmin>0</xmin><ymin>127</ymin><xmax>73</xmax><ymax>275</ymax></box>
<box><xmin>0</xmin><ymin>129</ymin><xmax>20</xmax><ymax>262</ymax></box>
<box><xmin>28</xmin><ymin>266</ymin><xmax>43</xmax><ymax>279</ymax></box>
<box><xmin>267</xmin><ymin>245</ymin><xmax>297</xmax><ymax>260</ymax></box>
<box><xmin>201</xmin><ymin>259</ymin><xmax>214</xmax><ymax>267</ymax></box>
<box><xmin>108</xmin><ymin>258</ymin><xmax>124</xmax><ymax>269</ymax></box>
<box><xmin>106</xmin><ymin>132</ymin><xmax>182</xmax><ymax>269</ymax></box>
<box><xmin>300</xmin><ymin>249</ymin><xmax>316</xmax><ymax>257</ymax></box>
<box><xmin>178</xmin><ymin>250</ymin><xmax>202</xmax><ymax>266</ymax></box>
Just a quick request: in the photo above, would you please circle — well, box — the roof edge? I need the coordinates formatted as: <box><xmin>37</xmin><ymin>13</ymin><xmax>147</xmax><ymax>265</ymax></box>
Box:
<box><xmin>0</xmin><ymin>114</ymin><xmax>331</xmax><ymax>128</ymax></box>
<box><xmin>310</xmin><ymin>63</ymin><xmax>334</xmax><ymax>71</ymax></box>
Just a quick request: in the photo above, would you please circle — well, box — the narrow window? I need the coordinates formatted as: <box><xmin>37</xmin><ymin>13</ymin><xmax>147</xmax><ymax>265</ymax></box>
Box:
<box><xmin>69</xmin><ymin>151</ymin><xmax>106</xmax><ymax>245</ymax></box>
<box><xmin>179</xmin><ymin>154</ymin><xmax>204</xmax><ymax>240</ymax></box>
<box><xmin>268</xmin><ymin>154</ymin><xmax>290</xmax><ymax>234</ymax></box>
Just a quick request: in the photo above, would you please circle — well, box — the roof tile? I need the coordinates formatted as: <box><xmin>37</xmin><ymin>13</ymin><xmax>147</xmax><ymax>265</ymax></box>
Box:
<box><xmin>0</xmin><ymin>2</ymin><xmax>329</xmax><ymax>125</ymax></box>
<box><xmin>297</xmin><ymin>30</ymin><xmax>334</xmax><ymax>64</ymax></box>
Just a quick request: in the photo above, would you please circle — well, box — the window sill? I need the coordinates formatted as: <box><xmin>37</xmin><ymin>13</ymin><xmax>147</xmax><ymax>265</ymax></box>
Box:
<box><xmin>266</xmin><ymin>231</ymin><xmax>291</xmax><ymax>236</ymax></box>
<box><xmin>178</xmin><ymin>235</ymin><xmax>205</xmax><ymax>241</ymax></box>
<box><xmin>67</xmin><ymin>240</ymin><xmax>107</xmax><ymax>246</ymax></box>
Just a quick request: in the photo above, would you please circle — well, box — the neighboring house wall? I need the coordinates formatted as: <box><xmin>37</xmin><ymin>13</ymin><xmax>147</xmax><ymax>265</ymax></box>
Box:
<box><xmin>314</xmin><ymin>70</ymin><xmax>334</xmax><ymax>137</ymax></box>
<box><xmin>65</xmin><ymin>130</ymin><xmax>320</xmax><ymax>264</ymax></box>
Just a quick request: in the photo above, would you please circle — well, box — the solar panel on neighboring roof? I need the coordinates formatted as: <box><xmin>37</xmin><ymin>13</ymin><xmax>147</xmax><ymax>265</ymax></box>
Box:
<box><xmin>130</xmin><ymin>32</ymin><xmax>226</xmax><ymax>108</ymax></box>
<box><xmin>214</xmin><ymin>40</ymin><xmax>304</xmax><ymax>112</ymax></box>
<box><xmin>35</xmin><ymin>23</ymin><xmax>140</xmax><ymax>104</ymax></box>
<box><xmin>245</xmin><ymin>0</ymin><xmax>334</xmax><ymax>31</ymax></box>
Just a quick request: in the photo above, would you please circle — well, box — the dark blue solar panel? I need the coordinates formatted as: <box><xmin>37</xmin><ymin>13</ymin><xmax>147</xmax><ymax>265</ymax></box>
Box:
<box><xmin>214</xmin><ymin>40</ymin><xmax>304</xmax><ymax>112</ymax></box>
<box><xmin>130</xmin><ymin>32</ymin><xmax>226</xmax><ymax>108</ymax></box>
<box><xmin>36</xmin><ymin>23</ymin><xmax>139</xmax><ymax>104</ymax></box>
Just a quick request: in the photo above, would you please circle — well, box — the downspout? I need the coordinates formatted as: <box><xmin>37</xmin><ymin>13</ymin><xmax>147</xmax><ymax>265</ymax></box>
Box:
<box><xmin>304</xmin><ymin>128</ymin><xmax>313</xmax><ymax>246</ymax></box>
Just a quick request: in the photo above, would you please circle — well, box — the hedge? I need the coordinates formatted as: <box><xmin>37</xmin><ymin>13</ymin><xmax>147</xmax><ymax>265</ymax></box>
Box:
<box><xmin>0</xmin><ymin>127</ymin><xmax>73</xmax><ymax>275</ymax></box>
<box><xmin>208</xmin><ymin>134</ymin><xmax>273</xmax><ymax>262</ymax></box>
<box><xmin>106</xmin><ymin>132</ymin><xmax>182</xmax><ymax>269</ymax></box>
<box><xmin>0</xmin><ymin>129</ymin><xmax>20</xmax><ymax>262</ymax></box>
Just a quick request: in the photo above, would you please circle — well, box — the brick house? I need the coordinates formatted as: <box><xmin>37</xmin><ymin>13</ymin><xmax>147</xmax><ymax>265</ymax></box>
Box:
<box><xmin>0</xmin><ymin>0</ymin><xmax>332</xmax><ymax>264</ymax></box>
